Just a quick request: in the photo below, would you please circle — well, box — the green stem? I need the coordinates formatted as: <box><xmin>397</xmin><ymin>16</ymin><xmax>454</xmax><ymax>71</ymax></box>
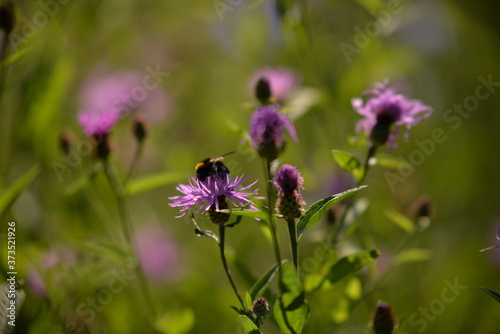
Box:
<box><xmin>263</xmin><ymin>159</ymin><xmax>283</xmax><ymax>288</ymax></box>
<box><xmin>218</xmin><ymin>224</ymin><xmax>246</xmax><ymax>311</ymax></box>
<box><xmin>102</xmin><ymin>160</ymin><xmax>160</xmax><ymax>321</ymax></box>
<box><xmin>332</xmin><ymin>145</ymin><xmax>377</xmax><ymax>245</ymax></box>
<box><xmin>103</xmin><ymin>161</ymin><xmax>132</xmax><ymax>249</ymax></box>
<box><xmin>286</xmin><ymin>218</ymin><xmax>299</xmax><ymax>272</ymax></box>
<box><xmin>124</xmin><ymin>140</ymin><xmax>144</xmax><ymax>186</ymax></box>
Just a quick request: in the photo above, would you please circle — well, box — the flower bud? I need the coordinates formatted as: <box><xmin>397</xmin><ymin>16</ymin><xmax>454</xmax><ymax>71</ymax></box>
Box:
<box><xmin>208</xmin><ymin>196</ymin><xmax>230</xmax><ymax>224</ymax></box>
<box><xmin>372</xmin><ymin>301</ymin><xmax>395</xmax><ymax>334</ymax></box>
<box><xmin>94</xmin><ymin>134</ymin><xmax>112</xmax><ymax>160</ymax></box>
<box><xmin>255</xmin><ymin>77</ymin><xmax>272</xmax><ymax>104</ymax></box>
<box><xmin>132</xmin><ymin>113</ymin><xmax>148</xmax><ymax>142</ymax></box>
<box><xmin>274</xmin><ymin>164</ymin><xmax>305</xmax><ymax>220</ymax></box>
<box><xmin>252</xmin><ymin>297</ymin><xmax>270</xmax><ymax>319</ymax></box>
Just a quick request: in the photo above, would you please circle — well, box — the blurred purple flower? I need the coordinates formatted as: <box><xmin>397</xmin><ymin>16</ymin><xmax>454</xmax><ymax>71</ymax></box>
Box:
<box><xmin>249</xmin><ymin>104</ymin><xmax>298</xmax><ymax>160</ymax></box>
<box><xmin>78</xmin><ymin>71</ymin><xmax>142</xmax><ymax>136</ymax></box>
<box><xmin>169</xmin><ymin>174</ymin><xmax>259</xmax><ymax>218</ymax></box>
<box><xmin>352</xmin><ymin>80</ymin><xmax>434</xmax><ymax>148</ymax></box>
<box><xmin>250</xmin><ymin>67</ymin><xmax>299</xmax><ymax>104</ymax></box>
<box><xmin>135</xmin><ymin>226</ymin><xmax>181</xmax><ymax>282</ymax></box>
<box><xmin>26</xmin><ymin>247</ymin><xmax>77</xmax><ymax>298</ymax></box>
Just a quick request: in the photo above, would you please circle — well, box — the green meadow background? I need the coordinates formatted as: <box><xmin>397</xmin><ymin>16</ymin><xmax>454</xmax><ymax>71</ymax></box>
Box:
<box><xmin>1</xmin><ymin>0</ymin><xmax>500</xmax><ymax>333</ymax></box>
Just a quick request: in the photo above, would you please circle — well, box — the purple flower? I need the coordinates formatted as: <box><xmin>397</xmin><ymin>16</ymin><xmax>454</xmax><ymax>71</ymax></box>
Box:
<box><xmin>249</xmin><ymin>104</ymin><xmax>298</xmax><ymax>160</ymax></box>
<box><xmin>274</xmin><ymin>164</ymin><xmax>305</xmax><ymax>220</ymax></box>
<box><xmin>169</xmin><ymin>174</ymin><xmax>259</xmax><ymax>218</ymax></box>
<box><xmin>352</xmin><ymin>80</ymin><xmax>434</xmax><ymax>148</ymax></box>
<box><xmin>274</xmin><ymin>164</ymin><xmax>303</xmax><ymax>194</ymax></box>
<box><xmin>250</xmin><ymin>67</ymin><xmax>299</xmax><ymax>104</ymax></box>
<box><xmin>135</xmin><ymin>226</ymin><xmax>181</xmax><ymax>282</ymax></box>
<box><xmin>77</xmin><ymin>71</ymin><xmax>142</xmax><ymax>136</ymax></box>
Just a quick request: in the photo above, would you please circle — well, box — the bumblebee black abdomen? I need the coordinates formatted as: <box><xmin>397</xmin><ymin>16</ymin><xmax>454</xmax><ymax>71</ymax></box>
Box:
<box><xmin>195</xmin><ymin>157</ymin><xmax>230</xmax><ymax>181</ymax></box>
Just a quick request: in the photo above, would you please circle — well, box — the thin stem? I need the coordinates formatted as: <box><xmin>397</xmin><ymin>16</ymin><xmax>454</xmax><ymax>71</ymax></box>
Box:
<box><xmin>103</xmin><ymin>161</ymin><xmax>132</xmax><ymax>249</ymax></box>
<box><xmin>263</xmin><ymin>159</ymin><xmax>283</xmax><ymax>288</ymax></box>
<box><xmin>102</xmin><ymin>160</ymin><xmax>160</xmax><ymax>320</ymax></box>
<box><xmin>124</xmin><ymin>140</ymin><xmax>144</xmax><ymax>186</ymax></box>
<box><xmin>332</xmin><ymin>145</ymin><xmax>377</xmax><ymax>245</ymax></box>
<box><xmin>286</xmin><ymin>218</ymin><xmax>299</xmax><ymax>272</ymax></box>
<box><xmin>218</xmin><ymin>224</ymin><xmax>246</xmax><ymax>311</ymax></box>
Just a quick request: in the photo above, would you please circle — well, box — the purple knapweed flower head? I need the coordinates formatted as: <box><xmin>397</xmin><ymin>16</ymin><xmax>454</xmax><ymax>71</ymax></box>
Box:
<box><xmin>372</xmin><ymin>301</ymin><xmax>396</xmax><ymax>334</ymax></box>
<box><xmin>249</xmin><ymin>104</ymin><xmax>298</xmax><ymax>161</ymax></box>
<box><xmin>352</xmin><ymin>80</ymin><xmax>434</xmax><ymax>148</ymax></box>
<box><xmin>274</xmin><ymin>164</ymin><xmax>305</xmax><ymax>220</ymax></box>
<box><xmin>169</xmin><ymin>174</ymin><xmax>259</xmax><ymax>224</ymax></box>
<box><xmin>77</xmin><ymin>71</ymin><xmax>142</xmax><ymax>136</ymax></box>
<box><xmin>135</xmin><ymin>226</ymin><xmax>181</xmax><ymax>282</ymax></box>
<box><xmin>250</xmin><ymin>67</ymin><xmax>299</xmax><ymax>104</ymax></box>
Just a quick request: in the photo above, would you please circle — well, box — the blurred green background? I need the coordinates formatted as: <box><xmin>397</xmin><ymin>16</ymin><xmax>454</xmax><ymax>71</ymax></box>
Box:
<box><xmin>1</xmin><ymin>0</ymin><xmax>500</xmax><ymax>333</ymax></box>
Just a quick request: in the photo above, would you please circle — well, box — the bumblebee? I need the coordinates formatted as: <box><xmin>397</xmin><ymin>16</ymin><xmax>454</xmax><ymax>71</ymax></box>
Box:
<box><xmin>195</xmin><ymin>152</ymin><xmax>233</xmax><ymax>181</ymax></box>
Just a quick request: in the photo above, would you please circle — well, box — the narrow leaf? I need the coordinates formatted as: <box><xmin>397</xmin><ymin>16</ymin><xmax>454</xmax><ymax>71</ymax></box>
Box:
<box><xmin>297</xmin><ymin>186</ymin><xmax>366</xmax><ymax>241</ymax></box>
<box><xmin>393</xmin><ymin>248</ymin><xmax>432</xmax><ymax>265</ymax></box>
<box><xmin>332</xmin><ymin>150</ymin><xmax>363</xmax><ymax>181</ymax></box>
<box><xmin>479</xmin><ymin>286</ymin><xmax>500</xmax><ymax>303</ymax></box>
<box><xmin>218</xmin><ymin>209</ymin><xmax>268</xmax><ymax>221</ymax></box>
<box><xmin>305</xmin><ymin>249</ymin><xmax>379</xmax><ymax>292</ymax></box>
<box><xmin>239</xmin><ymin>315</ymin><xmax>262</xmax><ymax>334</ymax></box>
<box><xmin>126</xmin><ymin>172</ymin><xmax>186</xmax><ymax>195</ymax></box>
<box><xmin>273</xmin><ymin>262</ymin><xmax>310</xmax><ymax>334</ymax></box>
<box><xmin>0</xmin><ymin>164</ymin><xmax>40</xmax><ymax>218</ymax></box>
<box><xmin>385</xmin><ymin>209</ymin><xmax>415</xmax><ymax>234</ymax></box>
<box><xmin>250</xmin><ymin>263</ymin><xmax>279</xmax><ymax>300</ymax></box>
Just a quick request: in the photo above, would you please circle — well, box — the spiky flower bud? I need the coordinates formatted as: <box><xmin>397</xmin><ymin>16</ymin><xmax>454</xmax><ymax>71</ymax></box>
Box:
<box><xmin>274</xmin><ymin>164</ymin><xmax>305</xmax><ymax>220</ymax></box>
<box><xmin>252</xmin><ymin>297</ymin><xmax>270</xmax><ymax>319</ymax></box>
<box><xmin>133</xmin><ymin>113</ymin><xmax>148</xmax><ymax>142</ymax></box>
<box><xmin>372</xmin><ymin>301</ymin><xmax>395</xmax><ymax>334</ymax></box>
<box><xmin>208</xmin><ymin>196</ymin><xmax>230</xmax><ymax>224</ymax></box>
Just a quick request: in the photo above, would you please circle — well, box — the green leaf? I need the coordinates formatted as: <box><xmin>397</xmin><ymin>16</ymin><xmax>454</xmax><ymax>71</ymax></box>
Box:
<box><xmin>385</xmin><ymin>209</ymin><xmax>415</xmax><ymax>234</ymax></box>
<box><xmin>155</xmin><ymin>308</ymin><xmax>195</xmax><ymax>334</ymax></box>
<box><xmin>273</xmin><ymin>262</ymin><xmax>310</xmax><ymax>334</ymax></box>
<box><xmin>371</xmin><ymin>153</ymin><xmax>410</xmax><ymax>170</ymax></box>
<box><xmin>126</xmin><ymin>172</ymin><xmax>186</xmax><ymax>195</ymax></box>
<box><xmin>0</xmin><ymin>164</ymin><xmax>40</xmax><ymax>218</ymax></box>
<box><xmin>297</xmin><ymin>186</ymin><xmax>366</xmax><ymax>241</ymax></box>
<box><xmin>250</xmin><ymin>263</ymin><xmax>279</xmax><ymax>300</ymax></box>
<box><xmin>393</xmin><ymin>248</ymin><xmax>432</xmax><ymax>265</ymax></box>
<box><xmin>305</xmin><ymin>249</ymin><xmax>379</xmax><ymax>292</ymax></box>
<box><xmin>479</xmin><ymin>286</ymin><xmax>500</xmax><ymax>303</ymax></box>
<box><xmin>332</xmin><ymin>150</ymin><xmax>363</xmax><ymax>181</ymax></box>
<box><xmin>239</xmin><ymin>315</ymin><xmax>262</xmax><ymax>334</ymax></box>
<box><xmin>218</xmin><ymin>208</ymin><xmax>268</xmax><ymax>221</ymax></box>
